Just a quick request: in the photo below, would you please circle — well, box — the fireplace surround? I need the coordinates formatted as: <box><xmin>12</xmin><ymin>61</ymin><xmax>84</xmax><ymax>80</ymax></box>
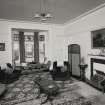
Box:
<box><xmin>91</xmin><ymin>58</ymin><xmax>105</xmax><ymax>78</ymax></box>
<box><xmin>89</xmin><ymin>58</ymin><xmax>105</xmax><ymax>90</ymax></box>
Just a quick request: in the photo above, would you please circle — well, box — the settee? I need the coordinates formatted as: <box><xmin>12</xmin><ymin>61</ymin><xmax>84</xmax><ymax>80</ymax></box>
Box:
<box><xmin>20</xmin><ymin>61</ymin><xmax>51</xmax><ymax>75</ymax></box>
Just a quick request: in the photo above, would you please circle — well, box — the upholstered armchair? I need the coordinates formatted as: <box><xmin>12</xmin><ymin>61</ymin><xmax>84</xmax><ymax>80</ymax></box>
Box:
<box><xmin>50</xmin><ymin>61</ymin><xmax>70</xmax><ymax>80</ymax></box>
<box><xmin>0</xmin><ymin>63</ymin><xmax>21</xmax><ymax>84</ymax></box>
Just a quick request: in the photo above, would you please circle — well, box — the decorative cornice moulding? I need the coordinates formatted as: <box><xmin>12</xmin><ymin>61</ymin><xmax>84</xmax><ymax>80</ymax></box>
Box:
<box><xmin>0</xmin><ymin>18</ymin><xmax>63</xmax><ymax>27</ymax></box>
<box><xmin>64</xmin><ymin>3</ymin><xmax>105</xmax><ymax>26</ymax></box>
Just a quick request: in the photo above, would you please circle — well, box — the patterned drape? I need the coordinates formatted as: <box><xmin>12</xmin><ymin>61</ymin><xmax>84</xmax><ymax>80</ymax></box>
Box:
<box><xmin>19</xmin><ymin>31</ymin><xmax>25</xmax><ymax>63</ymax></box>
<box><xmin>34</xmin><ymin>32</ymin><xmax>39</xmax><ymax>63</ymax></box>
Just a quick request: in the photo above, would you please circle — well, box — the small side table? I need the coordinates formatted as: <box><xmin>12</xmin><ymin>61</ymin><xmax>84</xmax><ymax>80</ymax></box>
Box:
<box><xmin>79</xmin><ymin>64</ymin><xmax>88</xmax><ymax>81</ymax></box>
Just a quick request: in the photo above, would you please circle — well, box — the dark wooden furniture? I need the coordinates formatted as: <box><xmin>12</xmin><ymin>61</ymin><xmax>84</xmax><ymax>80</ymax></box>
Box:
<box><xmin>68</xmin><ymin>44</ymin><xmax>81</xmax><ymax>77</ymax></box>
<box><xmin>79</xmin><ymin>64</ymin><xmax>88</xmax><ymax>81</ymax></box>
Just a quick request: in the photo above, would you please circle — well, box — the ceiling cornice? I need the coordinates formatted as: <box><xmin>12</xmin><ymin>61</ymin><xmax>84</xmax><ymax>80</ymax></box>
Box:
<box><xmin>0</xmin><ymin>2</ymin><xmax>105</xmax><ymax>26</ymax></box>
<box><xmin>0</xmin><ymin>18</ymin><xmax>64</xmax><ymax>27</ymax></box>
<box><xmin>64</xmin><ymin>2</ymin><xmax>105</xmax><ymax>26</ymax></box>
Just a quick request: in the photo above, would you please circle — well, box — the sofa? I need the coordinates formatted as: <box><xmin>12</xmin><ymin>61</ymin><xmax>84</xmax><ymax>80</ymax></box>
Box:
<box><xmin>20</xmin><ymin>61</ymin><xmax>51</xmax><ymax>75</ymax></box>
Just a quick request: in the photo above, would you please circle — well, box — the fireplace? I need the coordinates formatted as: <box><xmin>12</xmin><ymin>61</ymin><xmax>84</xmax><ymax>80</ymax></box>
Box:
<box><xmin>90</xmin><ymin>58</ymin><xmax>105</xmax><ymax>90</ymax></box>
<box><xmin>91</xmin><ymin>58</ymin><xmax>105</xmax><ymax>78</ymax></box>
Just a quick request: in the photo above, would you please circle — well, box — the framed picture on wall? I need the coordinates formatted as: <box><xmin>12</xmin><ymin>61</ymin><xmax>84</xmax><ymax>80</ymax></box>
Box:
<box><xmin>91</xmin><ymin>28</ymin><xmax>105</xmax><ymax>48</ymax></box>
<box><xmin>0</xmin><ymin>43</ymin><xmax>5</xmax><ymax>51</ymax></box>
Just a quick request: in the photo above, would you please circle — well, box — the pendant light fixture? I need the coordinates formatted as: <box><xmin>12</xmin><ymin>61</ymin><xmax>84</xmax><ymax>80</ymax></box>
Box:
<box><xmin>34</xmin><ymin>0</ymin><xmax>52</xmax><ymax>21</ymax></box>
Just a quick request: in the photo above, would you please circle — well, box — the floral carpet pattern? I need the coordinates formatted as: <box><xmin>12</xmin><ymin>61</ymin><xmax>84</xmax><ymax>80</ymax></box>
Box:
<box><xmin>0</xmin><ymin>72</ymin><xmax>91</xmax><ymax>105</ymax></box>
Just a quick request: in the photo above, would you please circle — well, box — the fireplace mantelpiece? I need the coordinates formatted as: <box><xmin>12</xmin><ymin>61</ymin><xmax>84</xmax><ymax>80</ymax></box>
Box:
<box><xmin>91</xmin><ymin>58</ymin><xmax>105</xmax><ymax>78</ymax></box>
<box><xmin>88</xmin><ymin>54</ymin><xmax>105</xmax><ymax>57</ymax></box>
<box><xmin>89</xmin><ymin>58</ymin><xmax>105</xmax><ymax>90</ymax></box>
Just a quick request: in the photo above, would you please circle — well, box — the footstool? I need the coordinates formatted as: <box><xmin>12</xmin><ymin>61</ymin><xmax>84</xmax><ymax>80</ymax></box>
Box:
<box><xmin>34</xmin><ymin>76</ymin><xmax>59</xmax><ymax>104</ymax></box>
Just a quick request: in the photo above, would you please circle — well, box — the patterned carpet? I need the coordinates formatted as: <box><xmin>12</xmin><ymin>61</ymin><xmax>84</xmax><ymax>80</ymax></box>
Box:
<box><xmin>0</xmin><ymin>72</ymin><xmax>92</xmax><ymax>105</ymax></box>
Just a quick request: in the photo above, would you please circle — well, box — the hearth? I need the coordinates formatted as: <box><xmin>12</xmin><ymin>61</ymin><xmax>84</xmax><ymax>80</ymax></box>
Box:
<box><xmin>91</xmin><ymin>58</ymin><xmax>105</xmax><ymax>78</ymax></box>
<box><xmin>89</xmin><ymin>58</ymin><xmax>105</xmax><ymax>90</ymax></box>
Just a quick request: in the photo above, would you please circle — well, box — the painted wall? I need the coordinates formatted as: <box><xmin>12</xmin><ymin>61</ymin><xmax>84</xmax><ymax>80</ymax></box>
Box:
<box><xmin>64</xmin><ymin>6</ymin><xmax>105</xmax><ymax>79</ymax></box>
<box><xmin>0</xmin><ymin>20</ymin><xmax>64</xmax><ymax>68</ymax></box>
<box><xmin>1</xmin><ymin>5</ymin><xmax>105</xmax><ymax>74</ymax></box>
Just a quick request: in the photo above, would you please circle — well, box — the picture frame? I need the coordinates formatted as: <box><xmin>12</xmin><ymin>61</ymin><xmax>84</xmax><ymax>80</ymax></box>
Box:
<box><xmin>91</xmin><ymin>28</ymin><xmax>105</xmax><ymax>49</ymax></box>
<box><xmin>0</xmin><ymin>43</ymin><xmax>5</xmax><ymax>51</ymax></box>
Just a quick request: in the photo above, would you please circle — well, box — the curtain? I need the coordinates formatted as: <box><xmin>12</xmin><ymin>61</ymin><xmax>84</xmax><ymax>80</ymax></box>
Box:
<box><xmin>34</xmin><ymin>32</ymin><xmax>39</xmax><ymax>63</ymax></box>
<box><xmin>19</xmin><ymin>31</ymin><xmax>25</xmax><ymax>63</ymax></box>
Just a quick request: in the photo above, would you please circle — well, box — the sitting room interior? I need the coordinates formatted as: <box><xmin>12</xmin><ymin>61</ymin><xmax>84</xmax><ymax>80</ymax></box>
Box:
<box><xmin>1</xmin><ymin>0</ymin><xmax>105</xmax><ymax>105</ymax></box>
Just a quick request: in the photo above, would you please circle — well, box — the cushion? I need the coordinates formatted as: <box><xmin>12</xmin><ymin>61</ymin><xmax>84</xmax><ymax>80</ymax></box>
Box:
<box><xmin>61</xmin><ymin>66</ymin><xmax>67</xmax><ymax>72</ymax></box>
<box><xmin>5</xmin><ymin>67</ymin><xmax>13</xmax><ymax>74</ymax></box>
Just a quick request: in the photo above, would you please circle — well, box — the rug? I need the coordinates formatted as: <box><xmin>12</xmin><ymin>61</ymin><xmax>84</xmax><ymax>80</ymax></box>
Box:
<box><xmin>0</xmin><ymin>72</ymin><xmax>91</xmax><ymax>105</ymax></box>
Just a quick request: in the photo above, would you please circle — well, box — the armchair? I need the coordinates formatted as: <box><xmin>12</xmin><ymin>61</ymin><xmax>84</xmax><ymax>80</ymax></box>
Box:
<box><xmin>0</xmin><ymin>63</ymin><xmax>21</xmax><ymax>84</ymax></box>
<box><xmin>51</xmin><ymin>61</ymin><xmax>70</xmax><ymax>80</ymax></box>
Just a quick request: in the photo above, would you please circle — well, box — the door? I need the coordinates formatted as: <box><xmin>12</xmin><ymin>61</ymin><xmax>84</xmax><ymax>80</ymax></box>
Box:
<box><xmin>68</xmin><ymin>44</ymin><xmax>81</xmax><ymax>77</ymax></box>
